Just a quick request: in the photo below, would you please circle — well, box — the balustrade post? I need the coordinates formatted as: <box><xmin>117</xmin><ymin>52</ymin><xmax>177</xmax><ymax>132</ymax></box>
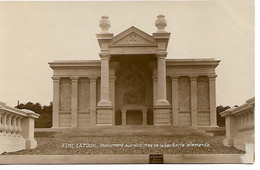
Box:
<box><xmin>1</xmin><ymin>113</ymin><xmax>8</xmax><ymax>135</ymax></box>
<box><xmin>16</xmin><ymin>116</ymin><xmax>23</xmax><ymax>137</ymax></box>
<box><xmin>21</xmin><ymin>116</ymin><xmax>37</xmax><ymax>149</ymax></box>
<box><xmin>12</xmin><ymin>115</ymin><xmax>18</xmax><ymax>136</ymax></box>
<box><xmin>7</xmin><ymin>114</ymin><xmax>14</xmax><ymax>136</ymax></box>
<box><xmin>0</xmin><ymin>112</ymin><xmax>2</xmax><ymax>134</ymax></box>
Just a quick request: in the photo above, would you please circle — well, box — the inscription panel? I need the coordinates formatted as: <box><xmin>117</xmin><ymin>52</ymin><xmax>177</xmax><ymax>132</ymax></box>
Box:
<box><xmin>197</xmin><ymin>77</ymin><xmax>209</xmax><ymax>110</ymax></box>
<box><xmin>60</xmin><ymin>78</ymin><xmax>71</xmax><ymax>111</ymax></box>
<box><xmin>178</xmin><ymin>77</ymin><xmax>191</xmax><ymax>110</ymax></box>
<box><xmin>78</xmin><ymin>78</ymin><xmax>90</xmax><ymax>111</ymax></box>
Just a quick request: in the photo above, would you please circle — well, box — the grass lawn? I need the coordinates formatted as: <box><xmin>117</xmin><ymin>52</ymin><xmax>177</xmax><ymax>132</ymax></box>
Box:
<box><xmin>3</xmin><ymin>136</ymin><xmax>245</xmax><ymax>155</ymax></box>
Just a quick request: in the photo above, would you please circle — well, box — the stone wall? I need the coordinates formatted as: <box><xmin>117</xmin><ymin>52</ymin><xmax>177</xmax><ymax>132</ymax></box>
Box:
<box><xmin>221</xmin><ymin>97</ymin><xmax>254</xmax><ymax>151</ymax></box>
<box><xmin>0</xmin><ymin>102</ymin><xmax>39</xmax><ymax>154</ymax></box>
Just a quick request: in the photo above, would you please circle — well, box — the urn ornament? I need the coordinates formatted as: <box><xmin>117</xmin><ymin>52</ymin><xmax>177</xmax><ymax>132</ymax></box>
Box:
<box><xmin>155</xmin><ymin>15</ymin><xmax>167</xmax><ymax>32</ymax></box>
<box><xmin>99</xmin><ymin>16</ymin><xmax>111</xmax><ymax>33</ymax></box>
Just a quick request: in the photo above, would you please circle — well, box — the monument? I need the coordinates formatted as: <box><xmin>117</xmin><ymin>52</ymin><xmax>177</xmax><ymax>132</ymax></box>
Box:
<box><xmin>49</xmin><ymin>15</ymin><xmax>220</xmax><ymax>130</ymax></box>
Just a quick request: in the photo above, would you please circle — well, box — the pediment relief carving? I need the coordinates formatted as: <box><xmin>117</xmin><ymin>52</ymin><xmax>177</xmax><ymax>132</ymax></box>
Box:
<box><xmin>113</xmin><ymin>32</ymin><xmax>154</xmax><ymax>45</ymax></box>
<box><xmin>110</xmin><ymin>26</ymin><xmax>156</xmax><ymax>46</ymax></box>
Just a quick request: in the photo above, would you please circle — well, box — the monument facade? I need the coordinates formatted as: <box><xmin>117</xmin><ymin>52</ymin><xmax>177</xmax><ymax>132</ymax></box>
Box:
<box><xmin>49</xmin><ymin>15</ymin><xmax>220</xmax><ymax>129</ymax></box>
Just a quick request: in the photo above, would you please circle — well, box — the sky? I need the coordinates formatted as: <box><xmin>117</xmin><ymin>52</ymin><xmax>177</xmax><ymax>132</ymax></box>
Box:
<box><xmin>0</xmin><ymin>0</ymin><xmax>254</xmax><ymax>107</ymax></box>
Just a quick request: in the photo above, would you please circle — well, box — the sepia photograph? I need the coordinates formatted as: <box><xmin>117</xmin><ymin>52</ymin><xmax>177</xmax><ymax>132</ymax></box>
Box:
<box><xmin>0</xmin><ymin>0</ymin><xmax>255</xmax><ymax>165</ymax></box>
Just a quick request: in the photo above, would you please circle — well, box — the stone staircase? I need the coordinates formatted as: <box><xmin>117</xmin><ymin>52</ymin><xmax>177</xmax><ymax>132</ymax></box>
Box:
<box><xmin>58</xmin><ymin>125</ymin><xmax>214</xmax><ymax>137</ymax></box>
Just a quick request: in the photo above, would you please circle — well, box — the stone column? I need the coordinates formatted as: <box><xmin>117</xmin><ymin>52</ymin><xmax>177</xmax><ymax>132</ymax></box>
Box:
<box><xmin>153</xmin><ymin>14</ymin><xmax>171</xmax><ymax>126</ymax></box>
<box><xmin>190</xmin><ymin>76</ymin><xmax>198</xmax><ymax>127</ymax></box>
<box><xmin>98</xmin><ymin>54</ymin><xmax>112</xmax><ymax>107</ymax></box>
<box><xmin>71</xmin><ymin>77</ymin><xmax>78</xmax><ymax>128</ymax></box>
<box><xmin>89</xmin><ymin>76</ymin><xmax>97</xmax><ymax>126</ymax></box>
<box><xmin>142</xmin><ymin>109</ymin><xmax>148</xmax><ymax>126</ymax></box>
<box><xmin>96</xmin><ymin>54</ymin><xmax>113</xmax><ymax>126</ymax></box>
<box><xmin>96</xmin><ymin>16</ymin><xmax>114</xmax><ymax>126</ymax></box>
<box><xmin>209</xmin><ymin>75</ymin><xmax>217</xmax><ymax>127</ymax></box>
<box><xmin>152</xmin><ymin>75</ymin><xmax>157</xmax><ymax>124</ymax></box>
<box><xmin>121</xmin><ymin>109</ymin><xmax>127</xmax><ymax>126</ymax></box>
<box><xmin>153</xmin><ymin>53</ymin><xmax>171</xmax><ymax>126</ymax></box>
<box><xmin>52</xmin><ymin>77</ymin><xmax>60</xmax><ymax>128</ymax></box>
<box><xmin>156</xmin><ymin>53</ymin><xmax>169</xmax><ymax>106</ymax></box>
<box><xmin>171</xmin><ymin>76</ymin><xmax>179</xmax><ymax>126</ymax></box>
<box><xmin>110</xmin><ymin>76</ymin><xmax>116</xmax><ymax>125</ymax></box>
<box><xmin>152</xmin><ymin>76</ymin><xmax>157</xmax><ymax>106</ymax></box>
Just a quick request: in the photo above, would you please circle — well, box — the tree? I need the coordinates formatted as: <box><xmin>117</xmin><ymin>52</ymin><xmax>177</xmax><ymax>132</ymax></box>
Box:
<box><xmin>216</xmin><ymin>105</ymin><xmax>231</xmax><ymax>127</ymax></box>
<box><xmin>16</xmin><ymin>102</ymin><xmax>52</xmax><ymax>128</ymax></box>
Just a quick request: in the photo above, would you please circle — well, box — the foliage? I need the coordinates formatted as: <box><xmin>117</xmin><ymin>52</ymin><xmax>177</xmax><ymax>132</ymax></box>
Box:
<box><xmin>16</xmin><ymin>102</ymin><xmax>52</xmax><ymax>128</ymax></box>
<box><xmin>216</xmin><ymin>105</ymin><xmax>231</xmax><ymax>127</ymax></box>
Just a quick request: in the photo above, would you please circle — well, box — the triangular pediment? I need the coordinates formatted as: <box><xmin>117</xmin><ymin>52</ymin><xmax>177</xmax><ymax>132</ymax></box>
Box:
<box><xmin>110</xmin><ymin>26</ymin><xmax>156</xmax><ymax>46</ymax></box>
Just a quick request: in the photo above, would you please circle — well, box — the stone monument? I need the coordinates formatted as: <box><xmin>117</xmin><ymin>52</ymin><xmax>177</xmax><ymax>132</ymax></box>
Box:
<box><xmin>49</xmin><ymin>15</ymin><xmax>220</xmax><ymax>132</ymax></box>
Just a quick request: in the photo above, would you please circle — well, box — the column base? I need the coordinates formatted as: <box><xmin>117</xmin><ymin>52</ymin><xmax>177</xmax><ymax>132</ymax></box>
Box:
<box><xmin>223</xmin><ymin>137</ymin><xmax>234</xmax><ymax>147</ymax></box>
<box><xmin>154</xmin><ymin>106</ymin><xmax>171</xmax><ymax>125</ymax></box>
<box><xmin>97</xmin><ymin>100</ymin><xmax>112</xmax><ymax>107</ymax></box>
<box><xmin>25</xmin><ymin>138</ymin><xmax>37</xmax><ymax>150</ymax></box>
<box><xmin>96</xmin><ymin>106</ymin><xmax>113</xmax><ymax>126</ymax></box>
<box><xmin>155</xmin><ymin>99</ymin><xmax>169</xmax><ymax>106</ymax></box>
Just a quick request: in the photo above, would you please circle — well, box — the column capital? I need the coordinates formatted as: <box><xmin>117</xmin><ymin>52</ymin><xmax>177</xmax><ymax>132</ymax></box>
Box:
<box><xmin>70</xmin><ymin>76</ymin><xmax>79</xmax><ymax>81</ymax></box>
<box><xmin>208</xmin><ymin>75</ymin><xmax>217</xmax><ymax>80</ymax></box>
<box><xmin>89</xmin><ymin>76</ymin><xmax>97</xmax><ymax>81</ymax></box>
<box><xmin>189</xmin><ymin>75</ymin><xmax>198</xmax><ymax>81</ymax></box>
<box><xmin>156</xmin><ymin>52</ymin><xmax>167</xmax><ymax>58</ymax></box>
<box><xmin>99</xmin><ymin>53</ymin><xmax>111</xmax><ymax>59</ymax></box>
<box><xmin>171</xmin><ymin>75</ymin><xmax>179</xmax><ymax>80</ymax></box>
<box><xmin>121</xmin><ymin>109</ymin><xmax>127</xmax><ymax>113</ymax></box>
<box><xmin>52</xmin><ymin>77</ymin><xmax>61</xmax><ymax>81</ymax></box>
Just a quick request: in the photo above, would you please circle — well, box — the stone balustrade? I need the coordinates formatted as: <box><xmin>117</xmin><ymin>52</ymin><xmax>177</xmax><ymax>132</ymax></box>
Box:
<box><xmin>220</xmin><ymin>97</ymin><xmax>254</xmax><ymax>151</ymax></box>
<box><xmin>0</xmin><ymin>102</ymin><xmax>40</xmax><ymax>154</ymax></box>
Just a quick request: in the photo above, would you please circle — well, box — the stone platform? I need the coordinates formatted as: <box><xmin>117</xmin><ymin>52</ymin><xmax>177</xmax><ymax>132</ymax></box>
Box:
<box><xmin>35</xmin><ymin>126</ymin><xmax>216</xmax><ymax>137</ymax></box>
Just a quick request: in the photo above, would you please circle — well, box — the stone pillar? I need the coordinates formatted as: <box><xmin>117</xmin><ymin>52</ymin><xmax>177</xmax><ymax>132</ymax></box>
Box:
<box><xmin>21</xmin><ymin>117</ymin><xmax>37</xmax><ymax>150</ymax></box>
<box><xmin>52</xmin><ymin>77</ymin><xmax>60</xmax><ymax>128</ymax></box>
<box><xmin>142</xmin><ymin>109</ymin><xmax>148</xmax><ymax>126</ymax></box>
<box><xmin>71</xmin><ymin>77</ymin><xmax>78</xmax><ymax>128</ymax></box>
<box><xmin>98</xmin><ymin>54</ymin><xmax>112</xmax><ymax>107</ymax></box>
<box><xmin>156</xmin><ymin>53</ymin><xmax>169</xmax><ymax>106</ymax></box>
<box><xmin>223</xmin><ymin>115</ymin><xmax>237</xmax><ymax>147</ymax></box>
<box><xmin>121</xmin><ymin>110</ymin><xmax>127</xmax><ymax>126</ymax></box>
<box><xmin>152</xmin><ymin>76</ymin><xmax>157</xmax><ymax>124</ymax></box>
<box><xmin>209</xmin><ymin>75</ymin><xmax>217</xmax><ymax>127</ymax></box>
<box><xmin>171</xmin><ymin>76</ymin><xmax>179</xmax><ymax>126</ymax></box>
<box><xmin>153</xmin><ymin>53</ymin><xmax>171</xmax><ymax>126</ymax></box>
<box><xmin>152</xmin><ymin>76</ymin><xmax>157</xmax><ymax>106</ymax></box>
<box><xmin>89</xmin><ymin>76</ymin><xmax>97</xmax><ymax>126</ymax></box>
<box><xmin>190</xmin><ymin>76</ymin><xmax>198</xmax><ymax>127</ymax></box>
<box><xmin>153</xmin><ymin>15</ymin><xmax>171</xmax><ymax>126</ymax></box>
<box><xmin>96</xmin><ymin>16</ymin><xmax>114</xmax><ymax>126</ymax></box>
<box><xmin>110</xmin><ymin>76</ymin><xmax>116</xmax><ymax>125</ymax></box>
<box><xmin>96</xmin><ymin>54</ymin><xmax>113</xmax><ymax>126</ymax></box>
